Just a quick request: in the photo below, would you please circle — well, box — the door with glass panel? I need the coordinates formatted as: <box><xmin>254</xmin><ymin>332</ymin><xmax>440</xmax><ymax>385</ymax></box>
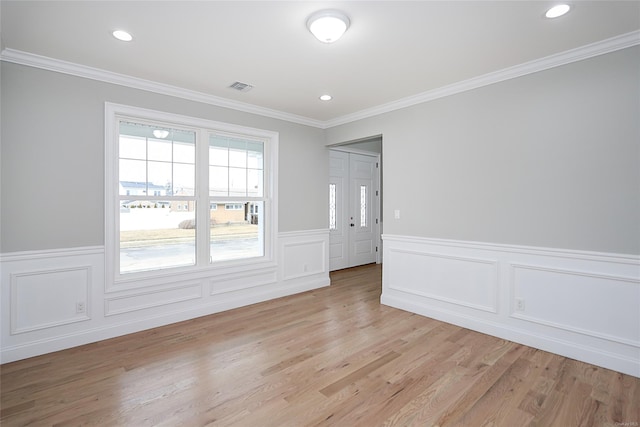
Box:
<box><xmin>329</xmin><ymin>150</ymin><xmax>378</xmax><ymax>271</ymax></box>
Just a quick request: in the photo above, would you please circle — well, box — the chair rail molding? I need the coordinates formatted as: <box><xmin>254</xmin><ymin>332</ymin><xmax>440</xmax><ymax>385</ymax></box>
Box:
<box><xmin>0</xmin><ymin>229</ymin><xmax>330</xmax><ymax>363</ymax></box>
<box><xmin>381</xmin><ymin>234</ymin><xmax>640</xmax><ymax>378</ymax></box>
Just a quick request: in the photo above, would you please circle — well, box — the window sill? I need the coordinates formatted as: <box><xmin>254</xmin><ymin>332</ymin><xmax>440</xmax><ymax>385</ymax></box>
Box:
<box><xmin>106</xmin><ymin>257</ymin><xmax>278</xmax><ymax>293</ymax></box>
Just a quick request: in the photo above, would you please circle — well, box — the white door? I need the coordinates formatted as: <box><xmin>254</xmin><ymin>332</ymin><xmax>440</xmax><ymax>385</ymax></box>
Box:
<box><xmin>349</xmin><ymin>153</ymin><xmax>377</xmax><ymax>267</ymax></box>
<box><xmin>329</xmin><ymin>150</ymin><xmax>379</xmax><ymax>271</ymax></box>
<box><xmin>329</xmin><ymin>151</ymin><xmax>349</xmax><ymax>271</ymax></box>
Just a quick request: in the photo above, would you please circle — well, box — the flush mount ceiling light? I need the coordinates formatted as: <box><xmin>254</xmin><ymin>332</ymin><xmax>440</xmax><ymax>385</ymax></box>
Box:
<box><xmin>307</xmin><ymin>10</ymin><xmax>350</xmax><ymax>43</ymax></box>
<box><xmin>545</xmin><ymin>4</ymin><xmax>571</xmax><ymax>18</ymax></box>
<box><xmin>112</xmin><ymin>30</ymin><xmax>133</xmax><ymax>42</ymax></box>
<box><xmin>319</xmin><ymin>94</ymin><xmax>333</xmax><ymax>101</ymax></box>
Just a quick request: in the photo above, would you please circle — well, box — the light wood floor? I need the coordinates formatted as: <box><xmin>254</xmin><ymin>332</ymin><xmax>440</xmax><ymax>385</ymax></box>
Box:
<box><xmin>1</xmin><ymin>264</ymin><xmax>638</xmax><ymax>426</ymax></box>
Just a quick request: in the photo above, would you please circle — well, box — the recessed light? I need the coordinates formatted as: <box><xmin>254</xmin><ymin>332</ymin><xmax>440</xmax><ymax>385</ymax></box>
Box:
<box><xmin>545</xmin><ymin>4</ymin><xmax>571</xmax><ymax>18</ymax></box>
<box><xmin>319</xmin><ymin>94</ymin><xmax>333</xmax><ymax>101</ymax></box>
<box><xmin>112</xmin><ymin>30</ymin><xmax>133</xmax><ymax>42</ymax></box>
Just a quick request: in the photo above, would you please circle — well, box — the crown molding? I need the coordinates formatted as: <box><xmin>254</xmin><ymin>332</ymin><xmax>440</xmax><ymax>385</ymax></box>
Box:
<box><xmin>0</xmin><ymin>48</ymin><xmax>326</xmax><ymax>129</ymax></box>
<box><xmin>2</xmin><ymin>29</ymin><xmax>639</xmax><ymax>130</ymax></box>
<box><xmin>324</xmin><ymin>30</ymin><xmax>640</xmax><ymax>128</ymax></box>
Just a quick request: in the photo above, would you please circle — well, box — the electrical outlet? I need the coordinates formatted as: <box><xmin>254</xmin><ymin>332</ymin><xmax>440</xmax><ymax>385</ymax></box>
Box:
<box><xmin>515</xmin><ymin>298</ymin><xmax>525</xmax><ymax>311</ymax></box>
<box><xmin>76</xmin><ymin>301</ymin><xmax>86</xmax><ymax>314</ymax></box>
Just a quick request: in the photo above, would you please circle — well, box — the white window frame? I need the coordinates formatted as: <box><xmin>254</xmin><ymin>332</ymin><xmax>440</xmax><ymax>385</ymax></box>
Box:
<box><xmin>105</xmin><ymin>103</ymin><xmax>278</xmax><ymax>291</ymax></box>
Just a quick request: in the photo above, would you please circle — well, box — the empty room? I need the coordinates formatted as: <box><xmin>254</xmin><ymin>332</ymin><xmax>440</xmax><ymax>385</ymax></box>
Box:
<box><xmin>1</xmin><ymin>1</ymin><xmax>639</xmax><ymax>425</ymax></box>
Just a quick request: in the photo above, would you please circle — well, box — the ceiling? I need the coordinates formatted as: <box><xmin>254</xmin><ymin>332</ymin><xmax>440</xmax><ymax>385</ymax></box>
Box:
<box><xmin>1</xmin><ymin>1</ymin><xmax>639</xmax><ymax>125</ymax></box>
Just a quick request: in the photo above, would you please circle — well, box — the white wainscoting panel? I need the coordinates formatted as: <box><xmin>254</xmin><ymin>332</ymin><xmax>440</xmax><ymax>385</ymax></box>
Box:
<box><xmin>105</xmin><ymin>282</ymin><xmax>203</xmax><ymax>316</ymax></box>
<box><xmin>210</xmin><ymin>269</ymin><xmax>278</xmax><ymax>295</ymax></box>
<box><xmin>1</xmin><ymin>247</ymin><xmax>105</xmax><ymax>362</ymax></box>
<box><xmin>11</xmin><ymin>266</ymin><xmax>91</xmax><ymax>333</ymax></box>
<box><xmin>382</xmin><ymin>235</ymin><xmax>640</xmax><ymax>377</ymax></box>
<box><xmin>387</xmin><ymin>248</ymin><xmax>498</xmax><ymax>313</ymax></box>
<box><xmin>510</xmin><ymin>263</ymin><xmax>640</xmax><ymax>347</ymax></box>
<box><xmin>0</xmin><ymin>229</ymin><xmax>330</xmax><ymax>363</ymax></box>
<box><xmin>280</xmin><ymin>230</ymin><xmax>328</xmax><ymax>281</ymax></box>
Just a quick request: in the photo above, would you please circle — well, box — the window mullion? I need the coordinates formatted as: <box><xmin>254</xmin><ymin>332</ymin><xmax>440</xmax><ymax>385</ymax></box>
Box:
<box><xmin>196</xmin><ymin>129</ymin><xmax>210</xmax><ymax>266</ymax></box>
<box><xmin>107</xmin><ymin>103</ymin><xmax>274</xmax><ymax>283</ymax></box>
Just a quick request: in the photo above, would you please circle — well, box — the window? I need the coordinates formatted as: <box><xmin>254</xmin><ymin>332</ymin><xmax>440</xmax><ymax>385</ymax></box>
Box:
<box><xmin>106</xmin><ymin>103</ymin><xmax>277</xmax><ymax>285</ymax></box>
<box><xmin>117</xmin><ymin>121</ymin><xmax>196</xmax><ymax>273</ymax></box>
<box><xmin>360</xmin><ymin>185</ymin><xmax>367</xmax><ymax>227</ymax></box>
<box><xmin>329</xmin><ymin>183</ymin><xmax>336</xmax><ymax>230</ymax></box>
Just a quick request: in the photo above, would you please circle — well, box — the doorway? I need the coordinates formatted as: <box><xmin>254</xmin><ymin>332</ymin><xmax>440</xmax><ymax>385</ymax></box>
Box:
<box><xmin>329</xmin><ymin>149</ymin><xmax>380</xmax><ymax>271</ymax></box>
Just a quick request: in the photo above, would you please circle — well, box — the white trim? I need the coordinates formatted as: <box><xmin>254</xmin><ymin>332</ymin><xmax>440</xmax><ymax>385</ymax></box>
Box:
<box><xmin>281</xmin><ymin>240</ymin><xmax>327</xmax><ymax>280</ymax></box>
<box><xmin>1</xmin><ymin>229</ymin><xmax>329</xmax><ymax>364</ymax></box>
<box><xmin>382</xmin><ymin>234</ymin><xmax>640</xmax><ymax>265</ymax></box>
<box><xmin>0</xmin><ymin>48</ymin><xmax>324</xmax><ymax>129</ymax></box>
<box><xmin>382</xmin><ymin>292</ymin><xmax>640</xmax><ymax>378</ymax></box>
<box><xmin>324</xmin><ymin>30</ymin><xmax>640</xmax><ymax>127</ymax></box>
<box><xmin>382</xmin><ymin>235</ymin><xmax>640</xmax><ymax>377</ymax></box>
<box><xmin>0</xmin><ymin>246</ymin><xmax>104</xmax><ymax>262</ymax></box>
<box><xmin>387</xmin><ymin>247</ymin><xmax>499</xmax><ymax>313</ymax></box>
<box><xmin>326</xmin><ymin>134</ymin><xmax>383</xmax><ymax>148</ymax></box>
<box><xmin>1</xmin><ymin>276</ymin><xmax>328</xmax><ymax>364</ymax></box>
<box><xmin>104</xmin><ymin>102</ymin><xmax>279</xmax><ymax>291</ymax></box>
<box><xmin>10</xmin><ymin>266</ymin><xmax>92</xmax><ymax>333</ymax></box>
<box><xmin>329</xmin><ymin>150</ymin><xmax>381</xmax><ymax>270</ymax></box>
<box><xmin>327</xmin><ymin>146</ymin><xmax>380</xmax><ymax>157</ymax></box>
<box><xmin>104</xmin><ymin>281</ymin><xmax>203</xmax><ymax>316</ymax></box>
<box><xmin>279</xmin><ymin>229</ymin><xmax>330</xmax><ymax>282</ymax></box>
<box><xmin>209</xmin><ymin>268</ymin><xmax>277</xmax><ymax>295</ymax></box>
<box><xmin>508</xmin><ymin>262</ymin><xmax>640</xmax><ymax>347</ymax></box>
<box><xmin>2</xmin><ymin>30</ymin><xmax>638</xmax><ymax>129</ymax></box>
<box><xmin>105</xmin><ymin>259</ymin><xmax>279</xmax><ymax>293</ymax></box>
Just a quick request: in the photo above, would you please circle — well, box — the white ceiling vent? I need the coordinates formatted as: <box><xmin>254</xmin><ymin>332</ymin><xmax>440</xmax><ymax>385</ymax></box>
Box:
<box><xmin>229</xmin><ymin>81</ymin><xmax>253</xmax><ymax>92</ymax></box>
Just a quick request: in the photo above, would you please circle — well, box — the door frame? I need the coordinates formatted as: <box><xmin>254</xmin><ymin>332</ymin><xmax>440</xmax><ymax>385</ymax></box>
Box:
<box><xmin>329</xmin><ymin>146</ymin><xmax>381</xmax><ymax>268</ymax></box>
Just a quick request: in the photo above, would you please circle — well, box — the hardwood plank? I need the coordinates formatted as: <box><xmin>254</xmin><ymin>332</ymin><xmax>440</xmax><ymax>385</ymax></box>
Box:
<box><xmin>1</xmin><ymin>263</ymin><xmax>638</xmax><ymax>426</ymax></box>
<box><xmin>432</xmin><ymin>342</ymin><xmax>528</xmax><ymax>426</ymax></box>
<box><xmin>444</xmin><ymin>347</ymin><xmax>540</xmax><ymax>426</ymax></box>
<box><xmin>319</xmin><ymin>350</ymin><xmax>401</xmax><ymax>397</ymax></box>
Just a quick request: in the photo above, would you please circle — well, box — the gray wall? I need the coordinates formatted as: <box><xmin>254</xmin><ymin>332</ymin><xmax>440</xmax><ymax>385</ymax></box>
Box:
<box><xmin>1</xmin><ymin>62</ymin><xmax>327</xmax><ymax>252</ymax></box>
<box><xmin>337</xmin><ymin>136</ymin><xmax>382</xmax><ymax>154</ymax></box>
<box><xmin>326</xmin><ymin>46</ymin><xmax>640</xmax><ymax>255</ymax></box>
<box><xmin>3</xmin><ymin>46</ymin><xmax>639</xmax><ymax>255</ymax></box>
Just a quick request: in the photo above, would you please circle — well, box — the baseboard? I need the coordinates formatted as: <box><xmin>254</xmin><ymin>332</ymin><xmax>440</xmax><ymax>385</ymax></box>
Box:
<box><xmin>1</xmin><ymin>230</ymin><xmax>331</xmax><ymax>363</ymax></box>
<box><xmin>1</xmin><ymin>275</ymin><xmax>329</xmax><ymax>363</ymax></box>
<box><xmin>381</xmin><ymin>293</ymin><xmax>639</xmax><ymax>378</ymax></box>
<box><xmin>381</xmin><ymin>234</ymin><xmax>640</xmax><ymax>377</ymax></box>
